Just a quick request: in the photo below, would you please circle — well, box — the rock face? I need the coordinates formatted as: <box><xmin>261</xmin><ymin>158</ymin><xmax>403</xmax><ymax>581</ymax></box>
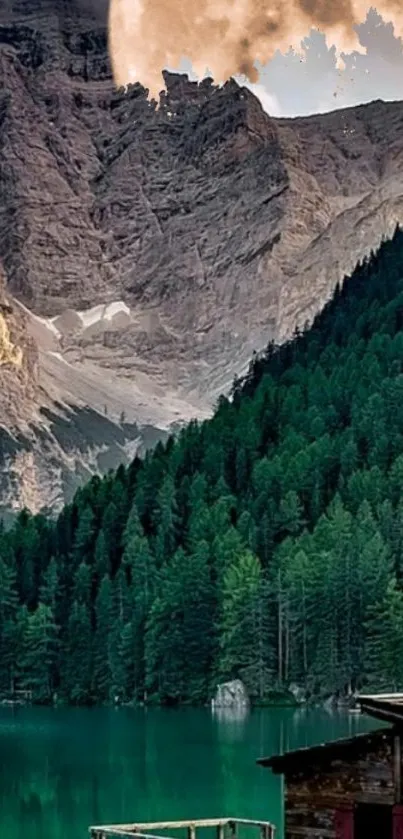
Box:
<box><xmin>288</xmin><ymin>683</ymin><xmax>307</xmax><ymax>705</ymax></box>
<box><xmin>212</xmin><ymin>680</ymin><xmax>249</xmax><ymax>709</ymax></box>
<box><xmin>1</xmin><ymin>0</ymin><xmax>403</xmax><ymax>511</ymax></box>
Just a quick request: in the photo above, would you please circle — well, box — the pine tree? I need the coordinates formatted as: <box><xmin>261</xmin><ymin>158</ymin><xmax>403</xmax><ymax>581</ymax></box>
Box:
<box><xmin>14</xmin><ymin>513</ymin><xmax>40</xmax><ymax>608</ymax></box>
<box><xmin>366</xmin><ymin>578</ymin><xmax>403</xmax><ymax>690</ymax></box>
<box><xmin>145</xmin><ymin>591</ymin><xmax>185</xmax><ymax>703</ymax></box>
<box><xmin>73</xmin><ymin>561</ymin><xmax>92</xmax><ymax>606</ymax></box>
<box><xmin>154</xmin><ymin>475</ymin><xmax>179</xmax><ymax>563</ymax></box>
<box><xmin>92</xmin><ymin>575</ymin><xmax>113</xmax><ymax>702</ymax></box>
<box><xmin>181</xmin><ymin>541</ymin><xmax>215</xmax><ymax>701</ymax></box>
<box><xmin>62</xmin><ymin>600</ymin><xmax>92</xmax><ymax>704</ymax></box>
<box><xmin>123</xmin><ymin>504</ymin><xmax>156</xmax><ymax>699</ymax></box>
<box><xmin>72</xmin><ymin>505</ymin><xmax>95</xmax><ymax>568</ymax></box>
<box><xmin>218</xmin><ymin>551</ymin><xmax>272</xmax><ymax>699</ymax></box>
<box><xmin>39</xmin><ymin>557</ymin><xmax>58</xmax><ymax>612</ymax></box>
<box><xmin>0</xmin><ymin>556</ymin><xmax>18</xmax><ymax>693</ymax></box>
<box><xmin>21</xmin><ymin>604</ymin><xmax>58</xmax><ymax>702</ymax></box>
<box><xmin>109</xmin><ymin>568</ymin><xmax>131</xmax><ymax>698</ymax></box>
<box><xmin>94</xmin><ymin>529</ymin><xmax>110</xmax><ymax>580</ymax></box>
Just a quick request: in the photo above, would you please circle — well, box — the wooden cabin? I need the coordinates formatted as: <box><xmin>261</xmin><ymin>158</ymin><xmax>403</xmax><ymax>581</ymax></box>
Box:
<box><xmin>257</xmin><ymin>694</ymin><xmax>403</xmax><ymax>839</ymax></box>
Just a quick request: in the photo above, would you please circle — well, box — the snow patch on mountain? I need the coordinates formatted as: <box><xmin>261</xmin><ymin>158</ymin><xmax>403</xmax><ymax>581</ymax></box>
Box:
<box><xmin>78</xmin><ymin>301</ymin><xmax>131</xmax><ymax>329</ymax></box>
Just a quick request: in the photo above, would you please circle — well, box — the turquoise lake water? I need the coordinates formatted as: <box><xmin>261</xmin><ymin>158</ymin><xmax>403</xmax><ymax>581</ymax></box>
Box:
<box><xmin>0</xmin><ymin>705</ymin><xmax>380</xmax><ymax>839</ymax></box>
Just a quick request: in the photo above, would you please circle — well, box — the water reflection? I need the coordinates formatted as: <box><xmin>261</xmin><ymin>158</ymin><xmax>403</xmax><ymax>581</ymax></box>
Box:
<box><xmin>212</xmin><ymin>704</ymin><xmax>249</xmax><ymax>734</ymax></box>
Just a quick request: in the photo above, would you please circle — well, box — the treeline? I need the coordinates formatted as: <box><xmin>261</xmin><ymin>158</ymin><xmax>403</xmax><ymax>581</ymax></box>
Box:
<box><xmin>3</xmin><ymin>229</ymin><xmax>403</xmax><ymax>704</ymax></box>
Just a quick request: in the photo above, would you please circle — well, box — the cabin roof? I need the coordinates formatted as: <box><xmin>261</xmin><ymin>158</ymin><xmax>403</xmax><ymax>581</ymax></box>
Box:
<box><xmin>257</xmin><ymin>694</ymin><xmax>403</xmax><ymax>775</ymax></box>
<box><xmin>358</xmin><ymin>693</ymin><xmax>403</xmax><ymax>724</ymax></box>
<box><xmin>257</xmin><ymin>727</ymin><xmax>391</xmax><ymax>774</ymax></box>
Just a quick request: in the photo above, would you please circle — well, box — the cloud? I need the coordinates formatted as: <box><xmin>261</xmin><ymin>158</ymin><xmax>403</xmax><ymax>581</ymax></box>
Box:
<box><xmin>258</xmin><ymin>8</ymin><xmax>403</xmax><ymax>115</ymax></box>
<box><xmin>240</xmin><ymin>81</ymin><xmax>282</xmax><ymax>116</ymax></box>
<box><xmin>108</xmin><ymin>0</ymin><xmax>403</xmax><ymax>102</ymax></box>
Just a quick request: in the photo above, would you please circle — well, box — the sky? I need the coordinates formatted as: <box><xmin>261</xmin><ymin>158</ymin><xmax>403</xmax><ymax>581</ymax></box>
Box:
<box><xmin>168</xmin><ymin>8</ymin><xmax>403</xmax><ymax>117</ymax></box>
<box><xmin>247</xmin><ymin>8</ymin><xmax>403</xmax><ymax>116</ymax></box>
<box><xmin>80</xmin><ymin>1</ymin><xmax>403</xmax><ymax>118</ymax></box>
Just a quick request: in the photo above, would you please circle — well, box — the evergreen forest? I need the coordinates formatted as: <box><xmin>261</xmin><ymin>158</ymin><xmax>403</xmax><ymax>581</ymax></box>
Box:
<box><xmin>4</xmin><ymin>229</ymin><xmax>403</xmax><ymax>705</ymax></box>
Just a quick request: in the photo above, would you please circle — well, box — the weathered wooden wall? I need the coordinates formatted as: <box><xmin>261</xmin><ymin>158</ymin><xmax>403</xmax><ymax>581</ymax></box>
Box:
<box><xmin>283</xmin><ymin>730</ymin><xmax>395</xmax><ymax>839</ymax></box>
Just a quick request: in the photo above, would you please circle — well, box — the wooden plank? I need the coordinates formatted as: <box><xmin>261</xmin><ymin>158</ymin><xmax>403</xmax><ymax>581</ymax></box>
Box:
<box><xmin>91</xmin><ymin>833</ymin><xmax>142</xmax><ymax>839</ymax></box>
<box><xmin>97</xmin><ymin>821</ymin><xmax>229</xmax><ymax>831</ymax></box>
<box><xmin>91</xmin><ymin>830</ymin><xmax>181</xmax><ymax>839</ymax></box>
<box><xmin>91</xmin><ymin>820</ymin><xmax>276</xmax><ymax>833</ymax></box>
<box><xmin>231</xmin><ymin>822</ymin><xmax>275</xmax><ymax>835</ymax></box>
<box><xmin>286</xmin><ymin>829</ymin><xmax>334</xmax><ymax>837</ymax></box>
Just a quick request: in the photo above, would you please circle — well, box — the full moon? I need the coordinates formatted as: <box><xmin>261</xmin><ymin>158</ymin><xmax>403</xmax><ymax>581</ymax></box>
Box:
<box><xmin>108</xmin><ymin>0</ymin><xmax>146</xmax><ymax>89</ymax></box>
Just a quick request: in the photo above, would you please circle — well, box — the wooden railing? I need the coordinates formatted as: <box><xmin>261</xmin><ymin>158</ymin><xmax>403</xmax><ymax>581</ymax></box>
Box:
<box><xmin>89</xmin><ymin>817</ymin><xmax>276</xmax><ymax>839</ymax></box>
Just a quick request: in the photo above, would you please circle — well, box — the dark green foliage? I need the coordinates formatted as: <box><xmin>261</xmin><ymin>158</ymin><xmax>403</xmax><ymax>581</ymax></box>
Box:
<box><xmin>5</xmin><ymin>228</ymin><xmax>403</xmax><ymax>702</ymax></box>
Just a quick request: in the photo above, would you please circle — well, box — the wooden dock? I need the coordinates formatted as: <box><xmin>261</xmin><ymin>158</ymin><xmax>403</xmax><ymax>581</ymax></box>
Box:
<box><xmin>89</xmin><ymin>816</ymin><xmax>276</xmax><ymax>839</ymax></box>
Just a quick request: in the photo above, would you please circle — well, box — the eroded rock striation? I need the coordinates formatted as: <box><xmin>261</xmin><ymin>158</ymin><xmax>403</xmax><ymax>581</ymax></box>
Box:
<box><xmin>1</xmin><ymin>0</ymin><xmax>403</xmax><ymax>511</ymax></box>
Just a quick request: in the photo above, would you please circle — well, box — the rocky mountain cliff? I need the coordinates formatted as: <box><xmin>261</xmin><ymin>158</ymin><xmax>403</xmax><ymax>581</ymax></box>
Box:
<box><xmin>1</xmin><ymin>0</ymin><xmax>403</xmax><ymax>513</ymax></box>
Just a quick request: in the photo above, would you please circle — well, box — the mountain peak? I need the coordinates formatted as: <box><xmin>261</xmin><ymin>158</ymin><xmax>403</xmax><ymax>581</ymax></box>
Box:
<box><xmin>157</xmin><ymin>71</ymin><xmax>278</xmax><ymax>168</ymax></box>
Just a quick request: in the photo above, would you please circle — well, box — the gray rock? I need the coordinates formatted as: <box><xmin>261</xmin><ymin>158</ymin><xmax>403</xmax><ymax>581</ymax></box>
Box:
<box><xmin>212</xmin><ymin>679</ymin><xmax>249</xmax><ymax>709</ymax></box>
<box><xmin>288</xmin><ymin>683</ymin><xmax>307</xmax><ymax>704</ymax></box>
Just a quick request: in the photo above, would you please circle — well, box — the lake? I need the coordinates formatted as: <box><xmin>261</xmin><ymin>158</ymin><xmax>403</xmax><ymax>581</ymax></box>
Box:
<box><xmin>0</xmin><ymin>705</ymin><xmax>380</xmax><ymax>839</ymax></box>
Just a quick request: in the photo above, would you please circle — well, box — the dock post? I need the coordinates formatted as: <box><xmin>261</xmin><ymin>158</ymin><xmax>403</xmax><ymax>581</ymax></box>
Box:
<box><xmin>188</xmin><ymin>825</ymin><xmax>196</xmax><ymax>839</ymax></box>
<box><xmin>228</xmin><ymin>821</ymin><xmax>237</xmax><ymax>839</ymax></box>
